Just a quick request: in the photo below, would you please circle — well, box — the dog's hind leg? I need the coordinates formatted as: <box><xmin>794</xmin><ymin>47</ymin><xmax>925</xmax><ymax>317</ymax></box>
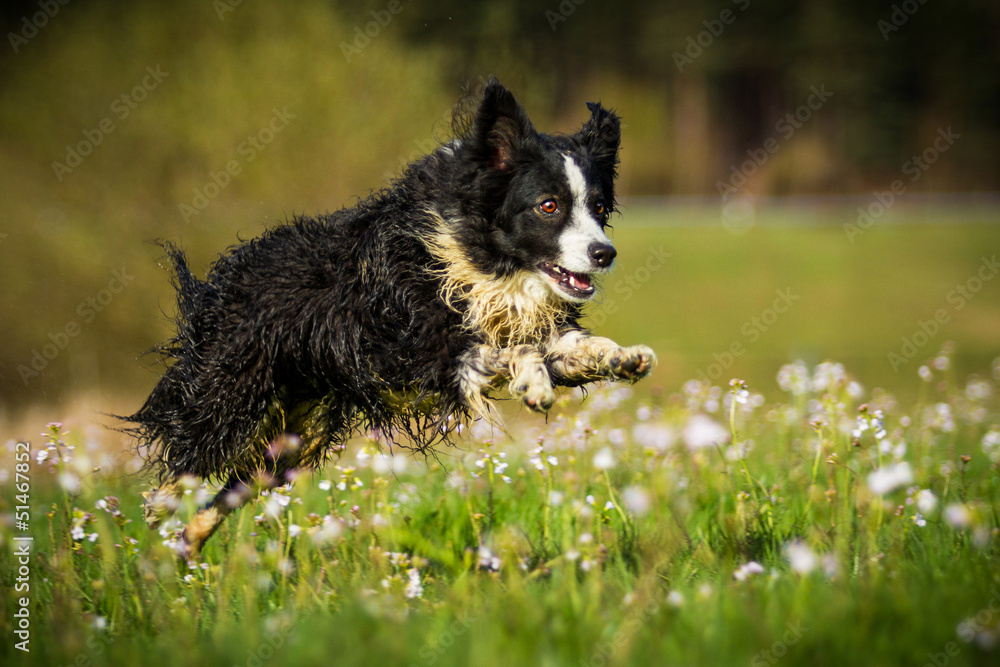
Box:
<box><xmin>182</xmin><ymin>437</ymin><xmax>304</xmax><ymax>556</ymax></box>
<box><xmin>142</xmin><ymin>477</ymin><xmax>184</xmax><ymax>529</ymax></box>
<box><xmin>181</xmin><ymin>475</ymin><xmax>250</xmax><ymax>556</ymax></box>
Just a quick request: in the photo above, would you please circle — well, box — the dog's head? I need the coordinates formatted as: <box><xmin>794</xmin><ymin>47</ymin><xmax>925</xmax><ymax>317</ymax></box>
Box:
<box><xmin>448</xmin><ymin>78</ymin><xmax>622</xmax><ymax>305</ymax></box>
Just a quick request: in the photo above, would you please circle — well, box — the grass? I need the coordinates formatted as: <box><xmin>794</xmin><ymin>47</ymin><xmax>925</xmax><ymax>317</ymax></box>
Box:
<box><xmin>2</xmin><ymin>350</ymin><xmax>999</xmax><ymax>666</ymax></box>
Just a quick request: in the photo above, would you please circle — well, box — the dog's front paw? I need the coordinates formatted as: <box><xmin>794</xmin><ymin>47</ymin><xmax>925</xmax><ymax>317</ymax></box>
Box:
<box><xmin>606</xmin><ymin>345</ymin><xmax>656</xmax><ymax>383</ymax></box>
<box><xmin>510</xmin><ymin>367</ymin><xmax>557</xmax><ymax>412</ymax></box>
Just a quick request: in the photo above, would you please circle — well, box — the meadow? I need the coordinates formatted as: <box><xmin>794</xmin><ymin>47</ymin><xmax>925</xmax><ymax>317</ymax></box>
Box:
<box><xmin>2</xmin><ymin>345</ymin><xmax>999</xmax><ymax>666</ymax></box>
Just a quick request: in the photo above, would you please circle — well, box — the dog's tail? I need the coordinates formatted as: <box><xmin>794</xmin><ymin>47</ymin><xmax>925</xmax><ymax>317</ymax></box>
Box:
<box><xmin>121</xmin><ymin>241</ymin><xmax>212</xmax><ymax>479</ymax></box>
<box><xmin>156</xmin><ymin>240</ymin><xmax>206</xmax><ymax>332</ymax></box>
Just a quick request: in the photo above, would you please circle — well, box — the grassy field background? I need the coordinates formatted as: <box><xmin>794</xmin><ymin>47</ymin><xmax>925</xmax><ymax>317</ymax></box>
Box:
<box><xmin>594</xmin><ymin>201</ymin><xmax>1000</xmax><ymax>401</ymax></box>
<box><xmin>2</xmin><ymin>355</ymin><xmax>999</xmax><ymax>666</ymax></box>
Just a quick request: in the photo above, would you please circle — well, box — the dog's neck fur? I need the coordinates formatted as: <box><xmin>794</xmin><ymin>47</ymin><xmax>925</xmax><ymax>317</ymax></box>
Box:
<box><xmin>425</xmin><ymin>215</ymin><xmax>569</xmax><ymax>348</ymax></box>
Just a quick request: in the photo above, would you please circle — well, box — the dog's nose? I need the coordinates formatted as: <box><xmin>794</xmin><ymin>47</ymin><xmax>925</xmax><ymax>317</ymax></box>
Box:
<box><xmin>588</xmin><ymin>243</ymin><xmax>617</xmax><ymax>268</ymax></box>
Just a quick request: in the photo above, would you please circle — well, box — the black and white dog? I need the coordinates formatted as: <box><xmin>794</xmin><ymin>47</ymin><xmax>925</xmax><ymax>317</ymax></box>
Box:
<box><xmin>128</xmin><ymin>78</ymin><xmax>655</xmax><ymax>553</ymax></box>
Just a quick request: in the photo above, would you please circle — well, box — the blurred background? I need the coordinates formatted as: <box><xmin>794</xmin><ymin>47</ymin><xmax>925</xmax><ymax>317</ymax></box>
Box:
<box><xmin>1</xmin><ymin>0</ymin><xmax>998</xmax><ymax>426</ymax></box>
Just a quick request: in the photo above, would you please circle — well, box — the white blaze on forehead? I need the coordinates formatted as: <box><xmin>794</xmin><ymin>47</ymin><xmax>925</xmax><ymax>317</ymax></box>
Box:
<box><xmin>559</xmin><ymin>154</ymin><xmax>612</xmax><ymax>272</ymax></box>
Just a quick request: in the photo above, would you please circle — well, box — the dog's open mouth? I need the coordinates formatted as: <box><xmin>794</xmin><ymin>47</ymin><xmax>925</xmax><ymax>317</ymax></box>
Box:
<box><xmin>539</xmin><ymin>262</ymin><xmax>595</xmax><ymax>300</ymax></box>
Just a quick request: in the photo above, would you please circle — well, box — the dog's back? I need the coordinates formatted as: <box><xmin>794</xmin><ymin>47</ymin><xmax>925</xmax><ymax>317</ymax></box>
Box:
<box><xmin>131</xmin><ymin>194</ymin><xmax>470</xmax><ymax>483</ymax></box>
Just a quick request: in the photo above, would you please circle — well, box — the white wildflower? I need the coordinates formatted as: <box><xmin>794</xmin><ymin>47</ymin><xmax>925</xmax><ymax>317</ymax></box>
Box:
<box><xmin>916</xmin><ymin>489</ymin><xmax>938</xmax><ymax>514</ymax></box>
<box><xmin>404</xmin><ymin>568</ymin><xmax>423</xmax><ymax>599</ymax></box>
<box><xmin>965</xmin><ymin>377</ymin><xmax>993</xmax><ymax>402</ymax></box>
<box><xmin>777</xmin><ymin>361</ymin><xmax>811</xmax><ymax>396</ymax></box>
<box><xmin>682</xmin><ymin>414</ymin><xmax>728</xmax><ymax>450</ymax></box>
<box><xmin>817</xmin><ymin>555</ymin><xmax>837</xmax><ymax>579</ymax></box>
<box><xmin>812</xmin><ymin>362</ymin><xmax>846</xmax><ymax>392</ymax></box>
<box><xmin>622</xmin><ymin>486</ymin><xmax>650</xmax><ymax>517</ymax></box>
<box><xmin>945</xmin><ymin>504</ymin><xmax>971</xmax><ymax>528</ymax></box>
<box><xmin>933</xmin><ymin>403</ymin><xmax>955</xmax><ymax>433</ymax></box>
<box><xmin>58</xmin><ymin>472</ymin><xmax>81</xmax><ymax>494</ymax></box>
<box><xmin>632</xmin><ymin>423</ymin><xmax>675</xmax><ymax>451</ymax></box>
<box><xmin>867</xmin><ymin>462</ymin><xmax>913</xmax><ymax>495</ymax></box>
<box><xmin>263</xmin><ymin>496</ymin><xmax>286</xmax><ymax>518</ymax></box>
<box><xmin>733</xmin><ymin>561</ymin><xmax>765</xmax><ymax>581</ymax></box>
<box><xmin>477</xmin><ymin>546</ymin><xmax>501</xmax><ymax>572</ymax></box>
<box><xmin>982</xmin><ymin>427</ymin><xmax>1000</xmax><ymax>461</ymax></box>
<box><xmin>593</xmin><ymin>447</ymin><xmax>615</xmax><ymax>471</ymax></box>
<box><xmin>784</xmin><ymin>541</ymin><xmax>818</xmax><ymax>574</ymax></box>
<box><xmin>312</xmin><ymin>516</ymin><xmax>343</xmax><ymax>544</ymax></box>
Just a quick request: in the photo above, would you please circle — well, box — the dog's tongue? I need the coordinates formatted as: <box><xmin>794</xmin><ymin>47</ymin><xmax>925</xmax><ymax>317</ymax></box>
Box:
<box><xmin>567</xmin><ymin>272</ymin><xmax>591</xmax><ymax>291</ymax></box>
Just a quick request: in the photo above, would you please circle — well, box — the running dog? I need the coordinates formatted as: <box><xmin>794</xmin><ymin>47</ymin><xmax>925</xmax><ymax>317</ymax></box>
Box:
<box><xmin>127</xmin><ymin>78</ymin><xmax>656</xmax><ymax>555</ymax></box>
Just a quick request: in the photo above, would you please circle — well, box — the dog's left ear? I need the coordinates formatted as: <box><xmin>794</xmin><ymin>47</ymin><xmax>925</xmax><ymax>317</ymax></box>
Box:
<box><xmin>577</xmin><ymin>102</ymin><xmax>621</xmax><ymax>178</ymax></box>
<box><xmin>472</xmin><ymin>78</ymin><xmax>537</xmax><ymax>171</ymax></box>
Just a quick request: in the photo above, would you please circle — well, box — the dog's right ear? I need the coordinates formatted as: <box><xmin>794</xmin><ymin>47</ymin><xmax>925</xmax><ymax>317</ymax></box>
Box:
<box><xmin>578</xmin><ymin>101</ymin><xmax>621</xmax><ymax>180</ymax></box>
<box><xmin>472</xmin><ymin>77</ymin><xmax>536</xmax><ymax>171</ymax></box>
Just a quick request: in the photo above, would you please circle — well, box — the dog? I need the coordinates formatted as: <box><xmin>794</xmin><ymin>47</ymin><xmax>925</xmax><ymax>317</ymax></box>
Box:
<box><xmin>126</xmin><ymin>78</ymin><xmax>656</xmax><ymax>555</ymax></box>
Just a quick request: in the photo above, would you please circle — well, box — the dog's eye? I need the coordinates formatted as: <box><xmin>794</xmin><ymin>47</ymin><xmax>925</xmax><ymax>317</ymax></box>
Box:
<box><xmin>539</xmin><ymin>200</ymin><xmax>558</xmax><ymax>215</ymax></box>
<box><xmin>594</xmin><ymin>201</ymin><xmax>606</xmax><ymax>216</ymax></box>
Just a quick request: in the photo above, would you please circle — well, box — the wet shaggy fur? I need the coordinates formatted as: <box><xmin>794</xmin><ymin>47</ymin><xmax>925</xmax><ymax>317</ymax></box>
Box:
<box><xmin>125</xmin><ymin>78</ymin><xmax>655</xmax><ymax>553</ymax></box>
